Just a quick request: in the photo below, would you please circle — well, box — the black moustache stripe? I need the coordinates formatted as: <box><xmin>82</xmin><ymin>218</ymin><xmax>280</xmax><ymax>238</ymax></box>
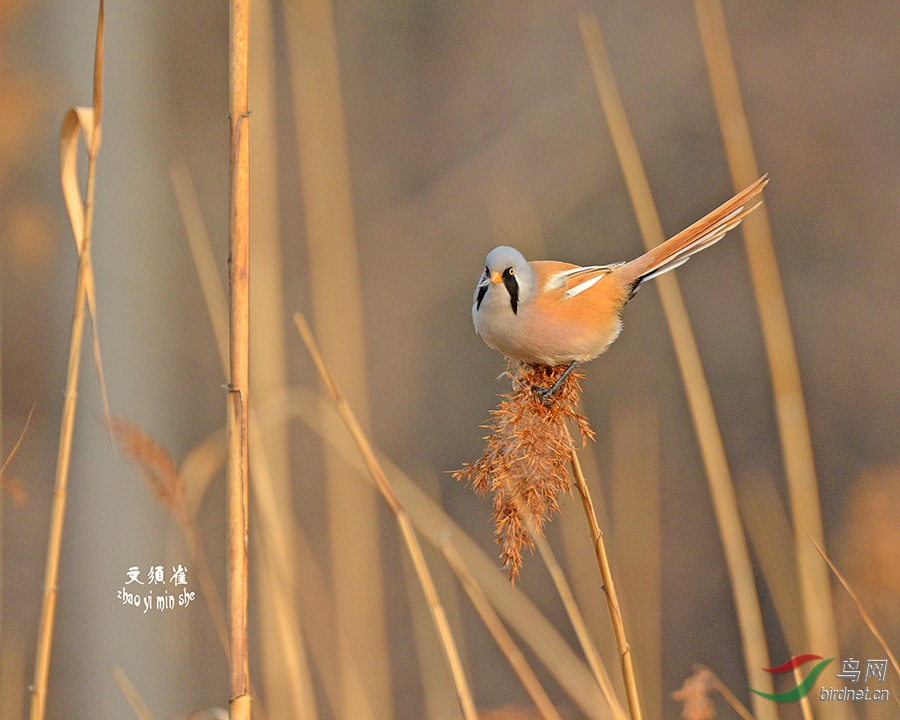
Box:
<box><xmin>475</xmin><ymin>283</ymin><xmax>488</xmax><ymax>310</ymax></box>
<box><xmin>503</xmin><ymin>272</ymin><xmax>519</xmax><ymax>314</ymax></box>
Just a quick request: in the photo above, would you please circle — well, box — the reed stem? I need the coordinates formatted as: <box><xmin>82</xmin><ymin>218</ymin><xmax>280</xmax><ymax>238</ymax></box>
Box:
<box><xmin>227</xmin><ymin>0</ymin><xmax>251</xmax><ymax>716</ymax></box>
<box><xmin>693</xmin><ymin>5</ymin><xmax>842</xmax><ymax>705</ymax></box>
<box><xmin>578</xmin><ymin>14</ymin><xmax>776</xmax><ymax>716</ymax></box>
<box><xmin>30</xmin><ymin>6</ymin><xmax>104</xmax><ymax>718</ymax></box>
<box><xmin>570</xmin><ymin>449</ymin><xmax>643</xmax><ymax>720</ymax></box>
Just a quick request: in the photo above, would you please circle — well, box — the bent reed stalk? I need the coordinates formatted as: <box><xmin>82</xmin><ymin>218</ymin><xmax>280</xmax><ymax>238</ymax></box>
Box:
<box><xmin>30</xmin><ymin>5</ymin><xmax>104</xmax><ymax>719</ymax></box>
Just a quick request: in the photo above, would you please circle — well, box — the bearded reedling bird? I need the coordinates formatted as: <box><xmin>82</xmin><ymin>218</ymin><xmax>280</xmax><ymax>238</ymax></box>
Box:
<box><xmin>473</xmin><ymin>176</ymin><xmax>768</xmax><ymax>401</ymax></box>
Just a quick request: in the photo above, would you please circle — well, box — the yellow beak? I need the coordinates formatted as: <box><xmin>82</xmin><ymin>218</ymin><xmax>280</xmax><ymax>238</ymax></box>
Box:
<box><xmin>490</xmin><ymin>271</ymin><xmax>503</xmax><ymax>284</ymax></box>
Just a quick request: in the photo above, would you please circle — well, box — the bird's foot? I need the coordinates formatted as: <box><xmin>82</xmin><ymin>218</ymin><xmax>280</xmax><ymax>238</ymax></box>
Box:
<box><xmin>531</xmin><ymin>383</ymin><xmax>555</xmax><ymax>406</ymax></box>
<box><xmin>531</xmin><ymin>361</ymin><xmax>578</xmax><ymax>406</ymax></box>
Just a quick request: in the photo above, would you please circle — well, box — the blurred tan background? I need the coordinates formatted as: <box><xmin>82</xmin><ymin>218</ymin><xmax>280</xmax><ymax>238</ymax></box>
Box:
<box><xmin>2</xmin><ymin>0</ymin><xmax>899</xmax><ymax>718</ymax></box>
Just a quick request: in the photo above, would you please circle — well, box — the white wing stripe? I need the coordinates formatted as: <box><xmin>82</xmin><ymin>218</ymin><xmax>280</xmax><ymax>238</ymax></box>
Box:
<box><xmin>563</xmin><ymin>273</ymin><xmax>607</xmax><ymax>298</ymax></box>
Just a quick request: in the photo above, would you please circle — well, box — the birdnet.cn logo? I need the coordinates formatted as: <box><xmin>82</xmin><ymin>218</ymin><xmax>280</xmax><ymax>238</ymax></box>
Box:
<box><xmin>748</xmin><ymin>654</ymin><xmax>891</xmax><ymax>703</ymax></box>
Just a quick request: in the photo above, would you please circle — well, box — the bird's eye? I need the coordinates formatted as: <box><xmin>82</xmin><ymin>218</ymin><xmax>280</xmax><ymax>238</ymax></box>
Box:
<box><xmin>484</xmin><ymin>266</ymin><xmax>490</xmax><ymax>276</ymax></box>
<box><xmin>506</xmin><ymin>267</ymin><xmax>515</xmax><ymax>276</ymax></box>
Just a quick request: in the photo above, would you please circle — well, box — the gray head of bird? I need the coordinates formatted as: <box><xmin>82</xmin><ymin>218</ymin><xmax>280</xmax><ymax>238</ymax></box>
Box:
<box><xmin>474</xmin><ymin>245</ymin><xmax>536</xmax><ymax>316</ymax></box>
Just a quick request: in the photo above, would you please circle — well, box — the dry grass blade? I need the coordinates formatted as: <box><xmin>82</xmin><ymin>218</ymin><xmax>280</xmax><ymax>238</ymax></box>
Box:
<box><xmin>693</xmin><ymin>3</ymin><xmax>843</xmax><ymax>701</ymax></box>
<box><xmin>442</xmin><ymin>540</ymin><xmax>564</xmax><ymax>720</ymax></box>
<box><xmin>111</xmin><ymin>666</ymin><xmax>157</xmax><ymax>720</ymax></box>
<box><xmin>578</xmin><ymin>12</ymin><xmax>776</xmax><ymax>717</ymax></box>
<box><xmin>295</xmin><ymin>312</ymin><xmax>478</xmax><ymax>720</ymax></box>
<box><xmin>806</xmin><ymin>531</ymin><xmax>900</xmax><ymax>680</ymax></box>
<box><xmin>171</xmin><ymin>165</ymin><xmax>229</xmax><ymax>367</ymax></box>
<box><xmin>31</xmin><ymin>4</ymin><xmax>105</xmax><ymax>719</ymax></box>
<box><xmin>532</xmin><ymin>533</ymin><xmax>627</xmax><ymax>720</ymax></box>
<box><xmin>57</xmin><ymin>15</ymin><xmax>111</xmax><ymax>442</ymax></box>
<box><xmin>0</xmin><ymin>402</ymin><xmax>35</xmax><ymax>480</ymax></box>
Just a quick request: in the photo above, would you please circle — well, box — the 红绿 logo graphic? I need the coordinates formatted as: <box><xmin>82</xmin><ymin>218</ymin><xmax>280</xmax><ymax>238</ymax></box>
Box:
<box><xmin>749</xmin><ymin>654</ymin><xmax>833</xmax><ymax>702</ymax></box>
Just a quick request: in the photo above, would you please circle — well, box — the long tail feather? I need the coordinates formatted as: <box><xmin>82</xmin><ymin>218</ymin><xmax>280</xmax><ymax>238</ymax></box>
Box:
<box><xmin>620</xmin><ymin>175</ymin><xmax>768</xmax><ymax>285</ymax></box>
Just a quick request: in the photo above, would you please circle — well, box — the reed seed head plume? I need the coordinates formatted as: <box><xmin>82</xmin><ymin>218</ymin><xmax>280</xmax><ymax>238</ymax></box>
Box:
<box><xmin>1</xmin><ymin>476</ymin><xmax>28</xmax><ymax>506</ymax></box>
<box><xmin>672</xmin><ymin>666</ymin><xmax>715</xmax><ymax>720</ymax></box>
<box><xmin>109</xmin><ymin>416</ymin><xmax>187</xmax><ymax>523</ymax></box>
<box><xmin>455</xmin><ymin>362</ymin><xmax>593</xmax><ymax>580</ymax></box>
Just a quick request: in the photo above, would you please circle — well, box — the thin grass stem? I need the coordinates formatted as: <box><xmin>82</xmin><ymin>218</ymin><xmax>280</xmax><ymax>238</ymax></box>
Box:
<box><xmin>533</xmin><ymin>533</ymin><xmax>628</xmax><ymax>720</ymax></box>
<box><xmin>443</xmin><ymin>540</ymin><xmax>564</xmax><ymax>720</ymax></box>
<box><xmin>295</xmin><ymin>313</ymin><xmax>478</xmax><ymax>720</ymax></box>
<box><xmin>806</xmin><ymin>532</ymin><xmax>900</xmax><ymax>680</ymax></box>
<box><xmin>111</xmin><ymin>666</ymin><xmax>157</xmax><ymax>720</ymax></box>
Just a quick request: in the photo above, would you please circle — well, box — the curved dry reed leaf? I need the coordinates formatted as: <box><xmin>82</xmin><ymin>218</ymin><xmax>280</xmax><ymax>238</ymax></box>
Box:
<box><xmin>179</xmin><ymin>428</ymin><xmax>226</xmax><ymax>521</ymax></box>
<box><xmin>59</xmin><ymin>104</ymin><xmax>111</xmax><ymax>433</ymax></box>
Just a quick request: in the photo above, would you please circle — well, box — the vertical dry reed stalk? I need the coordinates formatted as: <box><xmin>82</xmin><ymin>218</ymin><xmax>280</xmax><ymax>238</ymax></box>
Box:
<box><xmin>30</xmin><ymin>5</ymin><xmax>104</xmax><ymax>719</ymax></box>
<box><xmin>227</xmin><ymin>0</ymin><xmax>251</xmax><ymax>717</ymax></box>
<box><xmin>173</xmin><ymin>167</ymin><xmax>317</xmax><ymax>719</ymax></box>
<box><xmin>569</xmin><ymin>450</ymin><xmax>643</xmax><ymax>720</ymax></box>
<box><xmin>693</xmin><ymin>2</ymin><xmax>843</xmax><ymax>705</ymax></box>
<box><xmin>578</xmin><ymin>13</ymin><xmax>777</xmax><ymax>718</ymax></box>
<box><xmin>282</xmin><ymin>0</ymin><xmax>390</xmax><ymax>713</ymax></box>
<box><xmin>735</xmin><ymin>473</ymin><xmax>804</xmax><ymax>651</ymax></box>
<box><xmin>295</xmin><ymin>313</ymin><xmax>479</xmax><ymax>720</ymax></box>
<box><xmin>247</xmin><ymin>0</ymin><xmax>297</xmax><ymax>715</ymax></box>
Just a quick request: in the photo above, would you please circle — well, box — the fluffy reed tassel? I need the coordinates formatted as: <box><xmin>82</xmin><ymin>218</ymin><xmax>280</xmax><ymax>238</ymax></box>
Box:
<box><xmin>455</xmin><ymin>362</ymin><xmax>594</xmax><ymax>579</ymax></box>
